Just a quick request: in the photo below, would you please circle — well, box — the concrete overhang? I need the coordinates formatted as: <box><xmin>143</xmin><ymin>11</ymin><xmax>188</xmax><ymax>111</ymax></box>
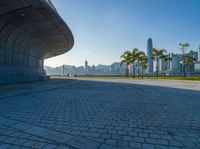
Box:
<box><xmin>0</xmin><ymin>0</ymin><xmax>74</xmax><ymax>59</ymax></box>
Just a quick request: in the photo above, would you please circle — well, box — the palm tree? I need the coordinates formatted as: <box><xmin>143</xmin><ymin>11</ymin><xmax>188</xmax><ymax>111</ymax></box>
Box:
<box><xmin>130</xmin><ymin>48</ymin><xmax>145</xmax><ymax>78</ymax></box>
<box><xmin>163</xmin><ymin>56</ymin><xmax>172</xmax><ymax>73</ymax></box>
<box><xmin>152</xmin><ymin>48</ymin><xmax>167</xmax><ymax>77</ymax></box>
<box><xmin>184</xmin><ymin>55</ymin><xmax>197</xmax><ymax>76</ymax></box>
<box><xmin>120</xmin><ymin>51</ymin><xmax>132</xmax><ymax>77</ymax></box>
<box><xmin>129</xmin><ymin>48</ymin><xmax>138</xmax><ymax>78</ymax></box>
<box><xmin>137</xmin><ymin>51</ymin><xmax>146</xmax><ymax>77</ymax></box>
<box><xmin>139</xmin><ymin>55</ymin><xmax>148</xmax><ymax>77</ymax></box>
<box><xmin>179</xmin><ymin>43</ymin><xmax>190</xmax><ymax>77</ymax></box>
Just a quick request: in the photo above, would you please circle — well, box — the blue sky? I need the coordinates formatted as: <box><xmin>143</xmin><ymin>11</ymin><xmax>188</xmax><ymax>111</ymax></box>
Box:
<box><xmin>45</xmin><ymin>0</ymin><xmax>200</xmax><ymax>67</ymax></box>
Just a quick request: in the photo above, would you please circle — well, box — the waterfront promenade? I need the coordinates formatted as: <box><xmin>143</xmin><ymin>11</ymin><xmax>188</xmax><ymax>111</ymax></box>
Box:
<box><xmin>0</xmin><ymin>78</ymin><xmax>199</xmax><ymax>149</ymax></box>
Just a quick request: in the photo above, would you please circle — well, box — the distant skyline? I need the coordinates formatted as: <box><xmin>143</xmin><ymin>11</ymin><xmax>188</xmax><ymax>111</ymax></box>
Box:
<box><xmin>45</xmin><ymin>0</ymin><xmax>200</xmax><ymax>67</ymax></box>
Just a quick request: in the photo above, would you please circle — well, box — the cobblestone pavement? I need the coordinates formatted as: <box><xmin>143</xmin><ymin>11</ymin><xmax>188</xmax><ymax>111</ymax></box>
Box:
<box><xmin>0</xmin><ymin>78</ymin><xmax>199</xmax><ymax>149</ymax></box>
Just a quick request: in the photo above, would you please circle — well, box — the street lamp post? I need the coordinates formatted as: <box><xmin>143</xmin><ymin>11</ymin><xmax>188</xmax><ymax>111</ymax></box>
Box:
<box><xmin>179</xmin><ymin>43</ymin><xmax>190</xmax><ymax>77</ymax></box>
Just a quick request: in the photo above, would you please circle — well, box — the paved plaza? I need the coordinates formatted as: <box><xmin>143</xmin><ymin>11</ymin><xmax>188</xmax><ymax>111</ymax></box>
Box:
<box><xmin>0</xmin><ymin>78</ymin><xmax>199</xmax><ymax>149</ymax></box>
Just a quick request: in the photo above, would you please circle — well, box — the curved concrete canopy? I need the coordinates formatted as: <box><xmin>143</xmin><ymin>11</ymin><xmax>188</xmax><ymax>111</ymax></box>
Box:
<box><xmin>0</xmin><ymin>0</ymin><xmax>74</xmax><ymax>84</ymax></box>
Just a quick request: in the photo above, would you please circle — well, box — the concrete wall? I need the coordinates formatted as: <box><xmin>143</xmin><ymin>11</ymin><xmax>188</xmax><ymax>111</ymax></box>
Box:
<box><xmin>0</xmin><ymin>0</ymin><xmax>74</xmax><ymax>84</ymax></box>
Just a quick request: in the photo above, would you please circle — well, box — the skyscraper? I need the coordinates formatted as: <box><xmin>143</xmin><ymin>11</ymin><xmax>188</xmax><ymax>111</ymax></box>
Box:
<box><xmin>85</xmin><ymin>60</ymin><xmax>88</xmax><ymax>68</ymax></box>
<box><xmin>147</xmin><ymin>38</ymin><xmax>153</xmax><ymax>73</ymax></box>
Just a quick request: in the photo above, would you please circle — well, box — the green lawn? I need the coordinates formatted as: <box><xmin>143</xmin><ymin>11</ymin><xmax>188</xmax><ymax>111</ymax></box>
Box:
<box><xmin>138</xmin><ymin>76</ymin><xmax>200</xmax><ymax>81</ymax></box>
<box><xmin>50</xmin><ymin>75</ymin><xmax>200</xmax><ymax>81</ymax></box>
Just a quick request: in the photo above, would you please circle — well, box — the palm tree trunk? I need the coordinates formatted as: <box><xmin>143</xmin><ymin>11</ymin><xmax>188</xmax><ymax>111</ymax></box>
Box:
<box><xmin>132</xmin><ymin>64</ymin><xmax>135</xmax><ymax>78</ymax></box>
<box><xmin>183</xmin><ymin>64</ymin><xmax>186</xmax><ymax>77</ymax></box>
<box><xmin>138</xmin><ymin>62</ymin><xmax>140</xmax><ymax>77</ymax></box>
<box><xmin>186</xmin><ymin>64</ymin><xmax>190</xmax><ymax>77</ymax></box>
<box><xmin>141</xmin><ymin>66</ymin><xmax>143</xmax><ymax>78</ymax></box>
<box><xmin>125</xmin><ymin>65</ymin><xmax>129</xmax><ymax>78</ymax></box>
<box><xmin>156</xmin><ymin>58</ymin><xmax>159</xmax><ymax>77</ymax></box>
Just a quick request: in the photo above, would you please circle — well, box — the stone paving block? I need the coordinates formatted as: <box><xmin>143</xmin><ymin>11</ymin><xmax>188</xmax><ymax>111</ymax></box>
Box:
<box><xmin>99</xmin><ymin>144</ymin><xmax>120</xmax><ymax>149</ymax></box>
<box><xmin>105</xmin><ymin>139</ymin><xmax>117</xmax><ymax>146</ymax></box>
<box><xmin>25</xmin><ymin>126</ymin><xmax>46</xmax><ymax>135</ymax></box>
<box><xmin>56</xmin><ymin>146</ymin><xmax>70</xmax><ymax>149</ymax></box>
<box><xmin>22</xmin><ymin>140</ymin><xmax>36</xmax><ymax>147</ymax></box>
<box><xmin>0</xmin><ymin>144</ymin><xmax>13</xmax><ymax>149</ymax></box>
<box><xmin>168</xmin><ymin>147</ymin><xmax>181</xmax><ymax>149</ymax></box>
<box><xmin>108</xmin><ymin>130</ymin><xmax>118</xmax><ymax>134</ymax></box>
<box><xmin>105</xmin><ymin>126</ymin><xmax>114</xmax><ymax>129</ymax></box>
<box><xmin>128</xmin><ymin>131</ymin><xmax>137</xmax><ymax>137</ymax></box>
<box><xmin>138</xmin><ymin>133</ymin><xmax>149</xmax><ymax>138</ymax></box>
<box><xmin>116</xmin><ymin>140</ymin><xmax>129</xmax><ymax>147</ymax></box>
<box><xmin>80</xmin><ymin>132</ymin><xmax>100</xmax><ymax>138</ymax></box>
<box><xmin>31</xmin><ymin>142</ymin><xmax>46</xmax><ymax>148</ymax></box>
<box><xmin>111</xmin><ymin>134</ymin><xmax>121</xmax><ymax>140</ymax></box>
<box><xmin>39</xmin><ymin>130</ymin><xmax>74</xmax><ymax>144</ymax></box>
<box><xmin>67</xmin><ymin>136</ymin><xmax>101</xmax><ymax>149</ymax></box>
<box><xmin>0</xmin><ymin>136</ymin><xmax>8</xmax><ymax>141</ymax></box>
<box><xmin>3</xmin><ymin>130</ymin><xmax>13</xmax><ymax>135</ymax></box>
<box><xmin>146</xmin><ymin>138</ymin><xmax>158</xmax><ymax>144</ymax></box>
<box><xmin>129</xmin><ymin>142</ymin><xmax>142</xmax><ymax>148</ymax></box>
<box><xmin>98</xmin><ymin>129</ymin><xmax>107</xmax><ymax>133</ymax></box>
<box><xmin>93</xmin><ymin>137</ymin><xmax>104</xmax><ymax>142</ymax></box>
<box><xmin>156</xmin><ymin>139</ymin><xmax>169</xmax><ymax>145</ymax></box>
<box><xmin>122</xmin><ymin>136</ymin><xmax>132</xmax><ymax>141</ymax></box>
<box><xmin>124</xmin><ymin>127</ymin><xmax>133</xmax><ymax>131</ymax></box>
<box><xmin>69</xmin><ymin>130</ymin><xmax>79</xmax><ymax>135</ymax></box>
<box><xmin>142</xmin><ymin>143</ymin><xmax>155</xmax><ymax>149</ymax></box>
<box><xmin>195</xmin><ymin>142</ymin><xmax>200</xmax><ymax>148</ymax></box>
<box><xmin>29</xmin><ymin>136</ymin><xmax>39</xmax><ymax>141</ymax></box>
<box><xmin>0</xmin><ymin>118</ymin><xmax>17</xmax><ymax>125</ymax></box>
<box><xmin>10</xmin><ymin>132</ymin><xmax>22</xmax><ymax>138</ymax></box>
<box><xmin>43</xmin><ymin>144</ymin><xmax>58</xmax><ymax>149</ymax></box>
<box><xmin>161</xmin><ymin>135</ymin><xmax>173</xmax><ymax>140</ymax></box>
<box><xmin>134</xmin><ymin>128</ymin><xmax>144</xmax><ymax>133</ymax></box>
<box><xmin>150</xmin><ymin>134</ymin><xmax>161</xmax><ymax>139</ymax></box>
<box><xmin>186</xmin><ymin>137</ymin><xmax>198</xmax><ymax>143</ymax></box>
<box><xmin>101</xmin><ymin>134</ymin><xmax>111</xmax><ymax>139</ymax></box>
<box><xmin>13</xmin><ymin>122</ymin><xmax>33</xmax><ymax>131</ymax></box>
<box><xmin>12</xmin><ymin>139</ymin><xmax>26</xmax><ymax>146</ymax></box>
<box><xmin>182</xmin><ymin>142</ymin><xmax>197</xmax><ymax>148</ymax></box>
<box><xmin>134</xmin><ymin>137</ymin><xmax>145</xmax><ymax>143</ymax></box>
<box><xmin>155</xmin><ymin>145</ymin><xmax>169</xmax><ymax>149</ymax></box>
<box><xmin>89</xmin><ymin>128</ymin><xmax>98</xmax><ymax>132</ymax></box>
<box><xmin>115</xmin><ymin>126</ymin><xmax>123</xmax><ymax>130</ymax></box>
<box><xmin>169</xmin><ymin>140</ymin><xmax>183</xmax><ymax>147</ymax></box>
<box><xmin>117</xmin><ymin>131</ymin><xmax>127</xmax><ymax>135</ymax></box>
<box><xmin>19</xmin><ymin>134</ymin><xmax>31</xmax><ymax>139</ymax></box>
<box><xmin>3</xmin><ymin>137</ymin><xmax>18</xmax><ymax>144</ymax></box>
<box><xmin>9</xmin><ymin>146</ymin><xmax>21</xmax><ymax>149</ymax></box>
<box><xmin>79</xmin><ymin>127</ymin><xmax>89</xmax><ymax>131</ymax></box>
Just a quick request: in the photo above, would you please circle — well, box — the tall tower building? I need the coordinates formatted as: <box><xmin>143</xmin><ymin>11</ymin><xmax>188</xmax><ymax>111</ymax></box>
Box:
<box><xmin>147</xmin><ymin>38</ymin><xmax>153</xmax><ymax>73</ymax></box>
<box><xmin>84</xmin><ymin>60</ymin><xmax>88</xmax><ymax>69</ymax></box>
